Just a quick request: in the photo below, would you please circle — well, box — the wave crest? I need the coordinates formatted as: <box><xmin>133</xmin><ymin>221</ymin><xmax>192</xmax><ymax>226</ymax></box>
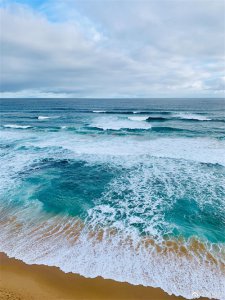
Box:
<box><xmin>3</xmin><ymin>124</ymin><xmax>32</xmax><ymax>129</ymax></box>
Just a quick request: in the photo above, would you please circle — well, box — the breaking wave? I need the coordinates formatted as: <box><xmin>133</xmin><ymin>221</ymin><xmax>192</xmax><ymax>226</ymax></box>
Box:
<box><xmin>37</xmin><ymin>116</ymin><xmax>59</xmax><ymax>120</ymax></box>
<box><xmin>174</xmin><ymin>113</ymin><xmax>211</xmax><ymax>121</ymax></box>
<box><xmin>128</xmin><ymin>116</ymin><xmax>149</xmax><ymax>121</ymax></box>
<box><xmin>3</xmin><ymin>124</ymin><xmax>32</xmax><ymax>129</ymax></box>
<box><xmin>89</xmin><ymin>117</ymin><xmax>152</xmax><ymax>130</ymax></box>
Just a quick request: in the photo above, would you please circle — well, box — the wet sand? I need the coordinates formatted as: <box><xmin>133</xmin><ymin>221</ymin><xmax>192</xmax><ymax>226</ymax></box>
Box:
<box><xmin>0</xmin><ymin>252</ymin><xmax>208</xmax><ymax>300</ymax></box>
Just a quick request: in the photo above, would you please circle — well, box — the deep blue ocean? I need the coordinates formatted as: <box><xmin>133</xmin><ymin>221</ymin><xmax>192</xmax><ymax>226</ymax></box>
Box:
<box><xmin>0</xmin><ymin>98</ymin><xmax>225</xmax><ymax>299</ymax></box>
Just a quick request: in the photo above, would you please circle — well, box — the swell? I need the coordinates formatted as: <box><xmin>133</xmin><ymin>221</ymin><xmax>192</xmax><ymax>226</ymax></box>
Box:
<box><xmin>2</xmin><ymin>124</ymin><xmax>182</xmax><ymax>133</ymax></box>
<box><xmin>0</xmin><ymin>125</ymin><xmax>220</xmax><ymax>138</ymax></box>
<box><xmin>151</xmin><ymin>126</ymin><xmax>193</xmax><ymax>133</ymax></box>
<box><xmin>146</xmin><ymin>116</ymin><xmax>221</xmax><ymax>122</ymax></box>
<box><xmin>86</xmin><ymin>125</ymin><xmax>194</xmax><ymax>134</ymax></box>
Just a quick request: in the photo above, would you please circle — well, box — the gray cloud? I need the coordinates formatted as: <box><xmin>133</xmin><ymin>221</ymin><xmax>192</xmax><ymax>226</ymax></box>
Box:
<box><xmin>0</xmin><ymin>0</ymin><xmax>224</xmax><ymax>97</ymax></box>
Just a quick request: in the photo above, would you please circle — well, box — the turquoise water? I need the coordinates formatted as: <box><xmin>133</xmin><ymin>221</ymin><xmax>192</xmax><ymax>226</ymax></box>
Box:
<box><xmin>0</xmin><ymin>98</ymin><xmax>225</xmax><ymax>299</ymax></box>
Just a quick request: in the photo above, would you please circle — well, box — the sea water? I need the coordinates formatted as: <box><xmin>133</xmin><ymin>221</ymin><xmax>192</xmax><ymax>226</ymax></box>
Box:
<box><xmin>0</xmin><ymin>98</ymin><xmax>224</xmax><ymax>299</ymax></box>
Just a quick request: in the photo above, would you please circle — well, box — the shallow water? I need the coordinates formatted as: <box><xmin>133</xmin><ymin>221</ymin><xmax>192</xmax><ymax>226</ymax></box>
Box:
<box><xmin>0</xmin><ymin>98</ymin><xmax>225</xmax><ymax>299</ymax></box>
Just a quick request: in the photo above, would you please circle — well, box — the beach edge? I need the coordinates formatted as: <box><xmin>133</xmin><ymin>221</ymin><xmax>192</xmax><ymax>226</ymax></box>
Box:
<box><xmin>0</xmin><ymin>251</ymin><xmax>202</xmax><ymax>300</ymax></box>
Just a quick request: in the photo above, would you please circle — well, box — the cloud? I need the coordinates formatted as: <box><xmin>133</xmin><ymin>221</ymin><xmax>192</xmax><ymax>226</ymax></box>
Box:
<box><xmin>0</xmin><ymin>89</ymin><xmax>69</xmax><ymax>98</ymax></box>
<box><xmin>0</xmin><ymin>0</ymin><xmax>224</xmax><ymax>98</ymax></box>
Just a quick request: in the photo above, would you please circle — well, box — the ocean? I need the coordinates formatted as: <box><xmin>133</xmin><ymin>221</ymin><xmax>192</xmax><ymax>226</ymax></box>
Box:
<box><xmin>0</xmin><ymin>98</ymin><xmax>224</xmax><ymax>299</ymax></box>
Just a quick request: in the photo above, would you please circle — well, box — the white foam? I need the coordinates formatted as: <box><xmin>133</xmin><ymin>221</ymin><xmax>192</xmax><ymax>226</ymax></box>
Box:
<box><xmin>38</xmin><ymin>116</ymin><xmax>51</xmax><ymax>120</ymax></box>
<box><xmin>128</xmin><ymin>116</ymin><xmax>149</xmax><ymax>121</ymax></box>
<box><xmin>3</xmin><ymin>124</ymin><xmax>32</xmax><ymax>129</ymax></box>
<box><xmin>90</xmin><ymin>116</ymin><xmax>152</xmax><ymax>130</ymax></box>
<box><xmin>32</xmin><ymin>132</ymin><xmax>225</xmax><ymax>166</ymax></box>
<box><xmin>175</xmin><ymin>113</ymin><xmax>211</xmax><ymax>121</ymax></box>
<box><xmin>86</xmin><ymin>156</ymin><xmax>225</xmax><ymax>235</ymax></box>
<box><xmin>2</xmin><ymin>126</ymin><xmax>224</xmax><ymax>166</ymax></box>
<box><xmin>93</xmin><ymin>110</ymin><xmax>106</xmax><ymax>113</ymax></box>
<box><xmin>5</xmin><ymin>127</ymin><xmax>222</xmax><ymax>167</ymax></box>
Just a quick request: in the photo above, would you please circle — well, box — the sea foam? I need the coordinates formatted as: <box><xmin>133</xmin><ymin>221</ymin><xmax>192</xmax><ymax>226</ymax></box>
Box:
<box><xmin>0</xmin><ymin>202</ymin><xmax>224</xmax><ymax>300</ymax></box>
<box><xmin>90</xmin><ymin>116</ymin><xmax>152</xmax><ymax>130</ymax></box>
<box><xmin>3</xmin><ymin>124</ymin><xmax>32</xmax><ymax>129</ymax></box>
<box><xmin>128</xmin><ymin>116</ymin><xmax>149</xmax><ymax>121</ymax></box>
<box><xmin>38</xmin><ymin>116</ymin><xmax>51</xmax><ymax>120</ymax></box>
<box><xmin>175</xmin><ymin>113</ymin><xmax>211</xmax><ymax>121</ymax></box>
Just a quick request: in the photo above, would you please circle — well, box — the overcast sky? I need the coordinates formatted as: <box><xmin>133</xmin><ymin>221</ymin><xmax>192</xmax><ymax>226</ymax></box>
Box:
<box><xmin>0</xmin><ymin>0</ymin><xmax>225</xmax><ymax>98</ymax></box>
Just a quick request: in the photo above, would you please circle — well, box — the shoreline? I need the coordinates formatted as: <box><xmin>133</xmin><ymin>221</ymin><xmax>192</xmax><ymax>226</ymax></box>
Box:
<box><xmin>0</xmin><ymin>251</ymin><xmax>208</xmax><ymax>300</ymax></box>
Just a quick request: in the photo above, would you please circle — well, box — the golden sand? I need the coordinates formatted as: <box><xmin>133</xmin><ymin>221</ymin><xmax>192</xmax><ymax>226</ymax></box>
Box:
<box><xmin>0</xmin><ymin>251</ymin><xmax>210</xmax><ymax>300</ymax></box>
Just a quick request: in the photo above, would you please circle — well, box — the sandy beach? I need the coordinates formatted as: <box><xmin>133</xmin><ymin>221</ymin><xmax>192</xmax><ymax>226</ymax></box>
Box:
<box><xmin>0</xmin><ymin>251</ymin><xmax>208</xmax><ymax>300</ymax></box>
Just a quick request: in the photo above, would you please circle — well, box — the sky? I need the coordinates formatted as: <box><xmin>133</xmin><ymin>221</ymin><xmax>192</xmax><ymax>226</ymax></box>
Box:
<box><xmin>0</xmin><ymin>0</ymin><xmax>225</xmax><ymax>98</ymax></box>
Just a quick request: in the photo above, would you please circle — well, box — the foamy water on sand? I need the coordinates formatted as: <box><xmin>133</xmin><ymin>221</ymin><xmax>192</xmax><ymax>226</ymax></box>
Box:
<box><xmin>0</xmin><ymin>98</ymin><xmax>225</xmax><ymax>299</ymax></box>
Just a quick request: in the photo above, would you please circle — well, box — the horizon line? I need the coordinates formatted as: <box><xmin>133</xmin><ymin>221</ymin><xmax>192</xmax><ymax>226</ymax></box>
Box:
<box><xmin>1</xmin><ymin>97</ymin><xmax>225</xmax><ymax>100</ymax></box>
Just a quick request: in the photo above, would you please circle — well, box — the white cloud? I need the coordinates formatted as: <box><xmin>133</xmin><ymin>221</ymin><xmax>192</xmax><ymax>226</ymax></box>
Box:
<box><xmin>0</xmin><ymin>0</ymin><xmax>224</xmax><ymax>98</ymax></box>
<box><xmin>0</xmin><ymin>89</ymin><xmax>70</xmax><ymax>98</ymax></box>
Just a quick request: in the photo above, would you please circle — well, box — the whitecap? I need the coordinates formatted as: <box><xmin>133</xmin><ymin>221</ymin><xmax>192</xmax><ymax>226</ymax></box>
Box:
<box><xmin>90</xmin><ymin>116</ymin><xmax>152</xmax><ymax>130</ymax></box>
<box><xmin>128</xmin><ymin>116</ymin><xmax>149</xmax><ymax>121</ymax></box>
<box><xmin>3</xmin><ymin>124</ymin><xmax>32</xmax><ymax>129</ymax></box>
<box><xmin>93</xmin><ymin>110</ymin><xmax>106</xmax><ymax>113</ymax></box>
<box><xmin>175</xmin><ymin>113</ymin><xmax>211</xmax><ymax>121</ymax></box>
<box><xmin>38</xmin><ymin>116</ymin><xmax>51</xmax><ymax>120</ymax></box>
<box><xmin>38</xmin><ymin>116</ymin><xmax>59</xmax><ymax>120</ymax></box>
